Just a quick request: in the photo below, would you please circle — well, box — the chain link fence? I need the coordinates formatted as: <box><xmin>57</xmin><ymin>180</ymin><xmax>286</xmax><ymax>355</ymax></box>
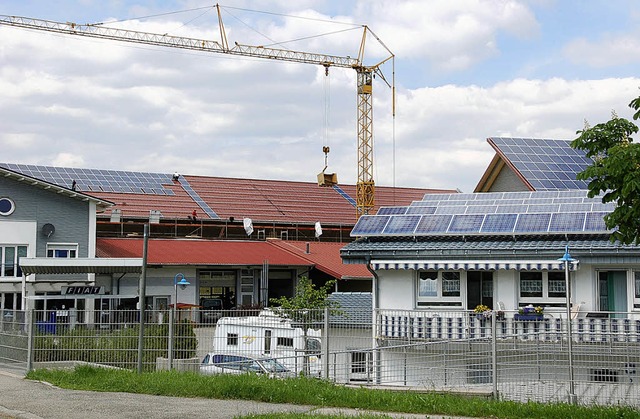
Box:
<box><xmin>1</xmin><ymin>307</ymin><xmax>638</xmax><ymax>407</ymax></box>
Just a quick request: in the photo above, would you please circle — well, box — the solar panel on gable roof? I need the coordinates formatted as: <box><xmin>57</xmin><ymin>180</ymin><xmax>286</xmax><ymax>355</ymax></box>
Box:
<box><xmin>414</xmin><ymin>214</ymin><xmax>453</xmax><ymax>234</ymax></box>
<box><xmin>481</xmin><ymin>213</ymin><xmax>517</xmax><ymax>233</ymax></box>
<box><xmin>548</xmin><ymin>212</ymin><xmax>586</xmax><ymax>232</ymax></box>
<box><xmin>350</xmin><ymin>215</ymin><xmax>390</xmax><ymax>236</ymax></box>
<box><xmin>382</xmin><ymin>215</ymin><xmax>421</xmax><ymax>234</ymax></box>
<box><xmin>465</xmin><ymin>205</ymin><xmax>497</xmax><ymax>214</ymax></box>
<box><xmin>448</xmin><ymin>214</ymin><xmax>484</xmax><ymax>233</ymax></box>
<box><xmin>559</xmin><ymin>203</ymin><xmax>593</xmax><ymax>212</ymax></box>
<box><xmin>584</xmin><ymin>212</ymin><xmax>609</xmax><ymax>232</ymax></box>
<box><xmin>421</xmin><ymin>194</ymin><xmax>445</xmax><ymax>201</ymax></box>
<box><xmin>377</xmin><ymin>207</ymin><xmax>408</xmax><ymax>215</ymax></box>
<box><xmin>591</xmin><ymin>202</ymin><xmax>615</xmax><ymax>211</ymax></box>
<box><xmin>502</xmin><ymin>191</ymin><xmax>531</xmax><ymax>199</ymax></box>
<box><xmin>495</xmin><ymin>205</ymin><xmax>525</xmax><ymax>213</ymax></box>
<box><xmin>527</xmin><ymin>204</ymin><xmax>560</xmax><ymax>213</ymax></box>
<box><xmin>514</xmin><ymin>213</ymin><xmax>551</xmax><ymax>232</ymax></box>
<box><xmin>405</xmin><ymin>206</ymin><xmax>436</xmax><ymax>215</ymax></box>
<box><xmin>435</xmin><ymin>205</ymin><xmax>467</xmax><ymax>215</ymax></box>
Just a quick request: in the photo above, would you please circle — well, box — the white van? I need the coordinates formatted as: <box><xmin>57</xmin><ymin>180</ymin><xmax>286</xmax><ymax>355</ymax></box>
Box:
<box><xmin>212</xmin><ymin>310</ymin><xmax>322</xmax><ymax>376</ymax></box>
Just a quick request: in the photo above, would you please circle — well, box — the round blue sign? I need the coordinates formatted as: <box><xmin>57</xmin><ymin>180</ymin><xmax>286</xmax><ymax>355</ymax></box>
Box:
<box><xmin>0</xmin><ymin>198</ymin><xmax>15</xmax><ymax>216</ymax></box>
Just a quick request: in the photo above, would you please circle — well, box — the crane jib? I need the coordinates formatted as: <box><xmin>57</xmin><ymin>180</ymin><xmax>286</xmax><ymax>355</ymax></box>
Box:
<box><xmin>0</xmin><ymin>13</ymin><xmax>393</xmax><ymax>219</ymax></box>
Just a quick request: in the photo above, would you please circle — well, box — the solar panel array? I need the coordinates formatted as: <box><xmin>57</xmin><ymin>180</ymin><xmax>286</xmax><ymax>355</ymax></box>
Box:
<box><xmin>0</xmin><ymin>163</ymin><xmax>176</xmax><ymax>195</ymax></box>
<box><xmin>332</xmin><ymin>185</ymin><xmax>357</xmax><ymax>207</ymax></box>
<box><xmin>177</xmin><ymin>177</ymin><xmax>219</xmax><ymax>219</ymax></box>
<box><xmin>489</xmin><ymin>137</ymin><xmax>592</xmax><ymax>190</ymax></box>
<box><xmin>354</xmin><ymin>190</ymin><xmax>613</xmax><ymax>236</ymax></box>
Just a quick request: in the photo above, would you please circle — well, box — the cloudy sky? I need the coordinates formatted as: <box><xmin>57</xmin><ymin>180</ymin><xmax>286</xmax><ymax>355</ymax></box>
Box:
<box><xmin>2</xmin><ymin>0</ymin><xmax>639</xmax><ymax>193</ymax></box>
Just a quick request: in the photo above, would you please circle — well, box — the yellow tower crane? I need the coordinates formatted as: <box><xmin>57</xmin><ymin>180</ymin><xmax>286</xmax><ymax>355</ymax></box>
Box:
<box><xmin>0</xmin><ymin>5</ymin><xmax>394</xmax><ymax>219</ymax></box>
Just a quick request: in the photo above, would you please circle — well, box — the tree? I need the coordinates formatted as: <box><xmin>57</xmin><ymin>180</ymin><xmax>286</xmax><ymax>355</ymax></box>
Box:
<box><xmin>571</xmin><ymin>94</ymin><xmax>640</xmax><ymax>244</ymax></box>
<box><xmin>270</xmin><ymin>276</ymin><xmax>340</xmax><ymax>375</ymax></box>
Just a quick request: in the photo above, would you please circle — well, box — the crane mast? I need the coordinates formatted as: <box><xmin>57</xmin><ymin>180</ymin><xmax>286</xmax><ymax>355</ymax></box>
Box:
<box><xmin>0</xmin><ymin>9</ymin><xmax>393</xmax><ymax>218</ymax></box>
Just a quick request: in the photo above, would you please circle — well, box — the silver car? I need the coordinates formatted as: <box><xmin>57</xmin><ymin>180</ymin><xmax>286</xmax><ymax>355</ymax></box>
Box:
<box><xmin>200</xmin><ymin>353</ymin><xmax>292</xmax><ymax>377</ymax></box>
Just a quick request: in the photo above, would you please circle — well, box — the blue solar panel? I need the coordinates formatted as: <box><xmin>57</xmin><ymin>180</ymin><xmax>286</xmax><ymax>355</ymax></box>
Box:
<box><xmin>405</xmin><ymin>206</ymin><xmax>437</xmax><ymax>215</ymax></box>
<box><xmin>584</xmin><ymin>212</ymin><xmax>609</xmax><ymax>232</ymax></box>
<box><xmin>489</xmin><ymin>137</ymin><xmax>592</xmax><ymax>191</ymax></box>
<box><xmin>435</xmin><ymin>205</ymin><xmax>467</xmax><ymax>215</ymax></box>
<box><xmin>448</xmin><ymin>214</ymin><xmax>484</xmax><ymax>233</ymax></box>
<box><xmin>377</xmin><ymin>207</ymin><xmax>408</xmax><ymax>215</ymax></box>
<box><xmin>548</xmin><ymin>212</ymin><xmax>586</xmax><ymax>232</ymax></box>
<box><xmin>351</xmin><ymin>215</ymin><xmax>390</xmax><ymax>236</ymax></box>
<box><xmin>414</xmin><ymin>215</ymin><xmax>453</xmax><ymax>233</ymax></box>
<box><xmin>527</xmin><ymin>204</ymin><xmax>560</xmax><ymax>213</ymax></box>
<box><xmin>481</xmin><ymin>213</ymin><xmax>517</xmax><ymax>233</ymax></box>
<box><xmin>495</xmin><ymin>205</ymin><xmax>525</xmax><ymax>213</ymax></box>
<box><xmin>465</xmin><ymin>205</ymin><xmax>497</xmax><ymax>214</ymax></box>
<box><xmin>0</xmin><ymin>163</ymin><xmax>176</xmax><ymax>195</ymax></box>
<box><xmin>559</xmin><ymin>203</ymin><xmax>593</xmax><ymax>212</ymax></box>
<box><xmin>382</xmin><ymin>215</ymin><xmax>421</xmax><ymax>234</ymax></box>
<box><xmin>514</xmin><ymin>213</ymin><xmax>551</xmax><ymax>232</ymax></box>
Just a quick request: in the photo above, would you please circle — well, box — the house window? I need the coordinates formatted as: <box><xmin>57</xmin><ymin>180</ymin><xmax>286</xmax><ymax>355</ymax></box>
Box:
<box><xmin>547</xmin><ymin>272</ymin><xmax>566</xmax><ymax>298</ymax></box>
<box><xmin>277</xmin><ymin>337</ymin><xmax>294</xmax><ymax>347</ymax></box>
<box><xmin>418</xmin><ymin>272</ymin><xmax>438</xmax><ymax>297</ymax></box>
<box><xmin>227</xmin><ymin>333</ymin><xmax>238</xmax><ymax>346</ymax></box>
<box><xmin>519</xmin><ymin>271</ymin><xmax>566</xmax><ymax>301</ymax></box>
<box><xmin>520</xmin><ymin>272</ymin><xmax>542</xmax><ymax>297</ymax></box>
<box><xmin>442</xmin><ymin>272</ymin><xmax>461</xmax><ymax>296</ymax></box>
<box><xmin>417</xmin><ymin>271</ymin><xmax>460</xmax><ymax>306</ymax></box>
<box><xmin>635</xmin><ymin>272</ymin><xmax>640</xmax><ymax>299</ymax></box>
<box><xmin>46</xmin><ymin>244</ymin><xmax>78</xmax><ymax>258</ymax></box>
<box><xmin>1</xmin><ymin>246</ymin><xmax>27</xmax><ymax>278</ymax></box>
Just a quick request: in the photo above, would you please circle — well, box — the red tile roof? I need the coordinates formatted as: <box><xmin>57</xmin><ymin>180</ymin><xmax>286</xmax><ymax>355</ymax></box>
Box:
<box><xmin>89</xmin><ymin>175</ymin><xmax>456</xmax><ymax>225</ymax></box>
<box><xmin>268</xmin><ymin>239</ymin><xmax>371</xmax><ymax>279</ymax></box>
<box><xmin>96</xmin><ymin>237</ymin><xmax>372</xmax><ymax>280</ymax></box>
<box><xmin>97</xmin><ymin>238</ymin><xmax>312</xmax><ymax>266</ymax></box>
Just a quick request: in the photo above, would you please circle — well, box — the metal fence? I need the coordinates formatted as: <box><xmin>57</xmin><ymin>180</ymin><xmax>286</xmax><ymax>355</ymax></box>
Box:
<box><xmin>2</xmin><ymin>307</ymin><xmax>639</xmax><ymax>407</ymax></box>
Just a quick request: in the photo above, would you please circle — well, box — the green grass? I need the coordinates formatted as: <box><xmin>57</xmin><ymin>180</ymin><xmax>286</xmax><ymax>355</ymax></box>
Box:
<box><xmin>27</xmin><ymin>366</ymin><xmax>640</xmax><ymax>419</ymax></box>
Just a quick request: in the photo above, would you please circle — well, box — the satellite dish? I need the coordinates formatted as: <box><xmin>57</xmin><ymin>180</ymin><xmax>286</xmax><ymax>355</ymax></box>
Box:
<box><xmin>42</xmin><ymin>223</ymin><xmax>55</xmax><ymax>238</ymax></box>
<box><xmin>243</xmin><ymin>218</ymin><xmax>254</xmax><ymax>236</ymax></box>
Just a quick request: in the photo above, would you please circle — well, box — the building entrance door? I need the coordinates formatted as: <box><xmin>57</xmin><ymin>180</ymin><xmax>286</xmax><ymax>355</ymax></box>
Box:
<box><xmin>599</xmin><ymin>271</ymin><xmax>627</xmax><ymax>317</ymax></box>
<box><xmin>466</xmin><ymin>271</ymin><xmax>493</xmax><ymax>310</ymax></box>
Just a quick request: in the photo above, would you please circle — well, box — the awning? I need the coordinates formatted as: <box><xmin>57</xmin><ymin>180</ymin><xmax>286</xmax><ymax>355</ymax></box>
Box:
<box><xmin>20</xmin><ymin>257</ymin><xmax>144</xmax><ymax>275</ymax></box>
<box><xmin>371</xmin><ymin>259</ymin><xmax>579</xmax><ymax>271</ymax></box>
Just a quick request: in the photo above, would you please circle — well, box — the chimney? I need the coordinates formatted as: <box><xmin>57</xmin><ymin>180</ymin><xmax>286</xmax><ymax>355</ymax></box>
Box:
<box><xmin>305</xmin><ymin>242</ymin><xmax>310</xmax><ymax>254</ymax></box>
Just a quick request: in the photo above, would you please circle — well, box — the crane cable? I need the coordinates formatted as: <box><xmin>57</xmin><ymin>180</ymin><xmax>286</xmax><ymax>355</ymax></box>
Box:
<box><xmin>322</xmin><ymin>65</ymin><xmax>331</xmax><ymax>172</ymax></box>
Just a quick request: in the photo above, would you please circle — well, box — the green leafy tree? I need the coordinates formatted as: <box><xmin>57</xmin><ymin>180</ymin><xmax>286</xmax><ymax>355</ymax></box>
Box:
<box><xmin>270</xmin><ymin>276</ymin><xmax>340</xmax><ymax>375</ymax></box>
<box><xmin>571</xmin><ymin>94</ymin><xmax>640</xmax><ymax>244</ymax></box>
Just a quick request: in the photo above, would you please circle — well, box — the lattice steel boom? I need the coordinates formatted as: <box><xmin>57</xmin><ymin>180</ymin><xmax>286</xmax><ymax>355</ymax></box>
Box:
<box><xmin>0</xmin><ymin>7</ymin><xmax>393</xmax><ymax>218</ymax></box>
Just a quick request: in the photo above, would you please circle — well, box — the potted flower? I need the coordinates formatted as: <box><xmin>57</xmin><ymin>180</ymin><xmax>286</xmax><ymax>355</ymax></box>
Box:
<box><xmin>473</xmin><ymin>304</ymin><xmax>491</xmax><ymax>321</ymax></box>
<box><xmin>515</xmin><ymin>305</ymin><xmax>544</xmax><ymax>321</ymax></box>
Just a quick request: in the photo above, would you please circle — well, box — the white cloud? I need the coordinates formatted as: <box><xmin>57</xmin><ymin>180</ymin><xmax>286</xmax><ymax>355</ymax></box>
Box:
<box><xmin>564</xmin><ymin>34</ymin><xmax>640</xmax><ymax>67</ymax></box>
<box><xmin>53</xmin><ymin>153</ymin><xmax>85</xmax><ymax>168</ymax></box>
<box><xmin>1</xmin><ymin>1</ymin><xmax>640</xmax><ymax>197</ymax></box>
<box><xmin>355</xmin><ymin>0</ymin><xmax>539</xmax><ymax>71</ymax></box>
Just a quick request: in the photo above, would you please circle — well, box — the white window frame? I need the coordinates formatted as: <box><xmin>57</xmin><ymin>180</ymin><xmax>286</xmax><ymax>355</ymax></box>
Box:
<box><xmin>1</xmin><ymin>245</ymin><xmax>27</xmax><ymax>278</ymax></box>
<box><xmin>416</xmin><ymin>270</ymin><xmax>461</xmax><ymax>306</ymax></box>
<box><xmin>518</xmin><ymin>270</ymin><xmax>566</xmax><ymax>305</ymax></box>
<box><xmin>46</xmin><ymin>243</ymin><xmax>78</xmax><ymax>258</ymax></box>
<box><xmin>633</xmin><ymin>271</ymin><xmax>640</xmax><ymax>309</ymax></box>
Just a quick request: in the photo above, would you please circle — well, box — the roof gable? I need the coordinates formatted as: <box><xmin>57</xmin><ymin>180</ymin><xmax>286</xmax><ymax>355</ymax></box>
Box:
<box><xmin>474</xmin><ymin>137</ymin><xmax>592</xmax><ymax>192</ymax></box>
<box><xmin>0</xmin><ymin>165</ymin><xmax>113</xmax><ymax>209</ymax></box>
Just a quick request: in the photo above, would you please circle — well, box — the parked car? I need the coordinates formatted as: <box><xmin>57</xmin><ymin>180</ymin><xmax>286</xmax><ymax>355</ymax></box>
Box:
<box><xmin>200</xmin><ymin>353</ymin><xmax>293</xmax><ymax>378</ymax></box>
<box><xmin>200</xmin><ymin>298</ymin><xmax>224</xmax><ymax>323</ymax></box>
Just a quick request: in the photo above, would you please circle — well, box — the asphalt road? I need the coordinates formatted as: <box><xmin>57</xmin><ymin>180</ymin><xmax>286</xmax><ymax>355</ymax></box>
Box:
<box><xmin>0</xmin><ymin>369</ymin><xmax>476</xmax><ymax>418</ymax></box>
